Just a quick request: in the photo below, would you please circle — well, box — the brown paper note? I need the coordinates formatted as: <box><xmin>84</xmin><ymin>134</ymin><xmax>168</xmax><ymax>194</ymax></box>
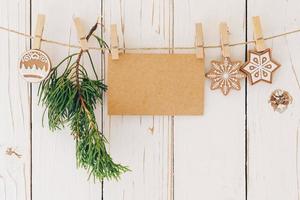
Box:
<box><xmin>108</xmin><ymin>53</ymin><xmax>204</xmax><ymax>115</ymax></box>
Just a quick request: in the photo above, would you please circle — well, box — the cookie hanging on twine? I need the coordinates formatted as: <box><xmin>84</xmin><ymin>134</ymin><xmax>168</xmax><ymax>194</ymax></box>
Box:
<box><xmin>241</xmin><ymin>16</ymin><xmax>280</xmax><ymax>85</ymax></box>
<box><xmin>206</xmin><ymin>22</ymin><xmax>245</xmax><ymax>96</ymax></box>
<box><xmin>19</xmin><ymin>49</ymin><xmax>51</xmax><ymax>82</ymax></box>
<box><xmin>19</xmin><ymin>14</ymin><xmax>51</xmax><ymax>83</ymax></box>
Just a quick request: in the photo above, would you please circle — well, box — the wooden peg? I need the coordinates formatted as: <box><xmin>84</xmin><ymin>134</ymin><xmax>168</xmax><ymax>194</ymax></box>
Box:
<box><xmin>73</xmin><ymin>17</ymin><xmax>89</xmax><ymax>51</ymax></box>
<box><xmin>33</xmin><ymin>14</ymin><xmax>45</xmax><ymax>49</ymax></box>
<box><xmin>252</xmin><ymin>16</ymin><xmax>266</xmax><ymax>52</ymax></box>
<box><xmin>195</xmin><ymin>23</ymin><xmax>204</xmax><ymax>59</ymax></box>
<box><xmin>110</xmin><ymin>24</ymin><xmax>119</xmax><ymax>60</ymax></box>
<box><xmin>219</xmin><ymin>22</ymin><xmax>230</xmax><ymax>58</ymax></box>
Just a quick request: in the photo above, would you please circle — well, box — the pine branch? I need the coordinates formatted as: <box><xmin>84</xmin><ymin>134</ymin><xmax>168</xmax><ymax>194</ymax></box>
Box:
<box><xmin>38</xmin><ymin>19</ymin><xmax>129</xmax><ymax>180</ymax></box>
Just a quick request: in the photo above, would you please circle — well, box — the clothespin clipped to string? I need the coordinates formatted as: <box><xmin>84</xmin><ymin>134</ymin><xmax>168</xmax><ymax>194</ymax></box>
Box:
<box><xmin>110</xmin><ymin>24</ymin><xmax>119</xmax><ymax>60</ymax></box>
<box><xmin>73</xmin><ymin>17</ymin><xmax>89</xmax><ymax>51</ymax></box>
<box><xmin>19</xmin><ymin>14</ymin><xmax>51</xmax><ymax>83</ymax></box>
<box><xmin>219</xmin><ymin>22</ymin><xmax>230</xmax><ymax>58</ymax></box>
<box><xmin>252</xmin><ymin>16</ymin><xmax>266</xmax><ymax>52</ymax></box>
<box><xmin>195</xmin><ymin>23</ymin><xmax>204</xmax><ymax>59</ymax></box>
<box><xmin>33</xmin><ymin>14</ymin><xmax>45</xmax><ymax>49</ymax></box>
<box><xmin>206</xmin><ymin>22</ymin><xmax>245</xmax><ymax>96</ymax></box>
<box><xmin>241</xmin><ymin>16</ymin><xmax>280</xmax><ymax>85</ymax></box>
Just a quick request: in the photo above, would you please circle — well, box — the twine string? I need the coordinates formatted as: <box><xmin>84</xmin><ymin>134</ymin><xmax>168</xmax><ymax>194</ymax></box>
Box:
<box><xmin>1</xmin><ymin>25</ymin><xmax>300</xmax><ymax>51</ymax></box>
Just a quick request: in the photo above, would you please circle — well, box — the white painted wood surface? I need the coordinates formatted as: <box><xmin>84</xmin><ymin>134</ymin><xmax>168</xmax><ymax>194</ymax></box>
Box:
<box><xmin>247</xmin><ymin>1</ymin><xmax>300</xmax><ymax>200</ymax></box>
<box><xmin>0</xmin><ymin>0</ymin><xmax>30</xmax><ymax>200</ymax></box>
<box><xmin>1</xmin><ymin>0</ymin><xmax>300</xmax><ymax>200</ymax></box>
<box><xmin>173</xmin><ymin>1</ymin><xmax>246</xmax><ymax>200</ymax></box>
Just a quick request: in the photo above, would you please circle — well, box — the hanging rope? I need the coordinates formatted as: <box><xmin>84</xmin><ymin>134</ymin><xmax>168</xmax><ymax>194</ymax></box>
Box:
<box><xmin>1</xmin><ymin>25</ymin><xmax>300</xmax><ymax>50</ymax></box>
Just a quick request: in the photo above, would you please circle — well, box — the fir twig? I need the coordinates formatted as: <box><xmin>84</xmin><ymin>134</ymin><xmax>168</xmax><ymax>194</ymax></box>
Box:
<box><xmin>38</xmin><ymin>20</ymin><xmax>128</xmax><ymax>180</ymax></box>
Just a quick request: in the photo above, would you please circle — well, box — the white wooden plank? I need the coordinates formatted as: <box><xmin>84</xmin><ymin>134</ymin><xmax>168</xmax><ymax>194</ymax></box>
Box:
<box><xmin>104</xmin><ymin>116</ymin><xmax>170</xmax><ymax>200</ymax></box>
<box><xmin>173</xmin><ymin>0</ymin><xmax>246</xmax><ymax>199</ymax></box>
<box><xmin>0</xmin><ymin>0</ymin><xmax>31</xmax><ymax>200</ymax></box>
<box><xmin>31</xmin><ymin>1</ymin><xmax>103</xmax><ymax>199</ymax></box>
<box><xmin>104</xmin><ymin>0</ymin><xmax>171</xmax><ymax>199</ymax></box>
<box><xmin>0</xmin><ymin>1</ymin><xmax>31</xmax><ymax>200</ymax></box>
<box><xmin>247</xmin><ymin>1</ymin><xmax>300</xmax><ymax>200</ymax></box>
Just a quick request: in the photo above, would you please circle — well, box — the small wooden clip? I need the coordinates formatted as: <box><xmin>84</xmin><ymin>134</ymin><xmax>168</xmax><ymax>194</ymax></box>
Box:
<box><xmin>252</xmin><ymin>16</ymin><xmax>266</xmax><ymax>52</ymax></box>
<box><xmin>73</xmin><ymin>17</ymin><xmax>89</xmax><ymax>51</ymax></box>
<box><xmin>195</xmin><ymin>23</ymin><xmax>204</xmax><ymax>59</ymax></box>
<box><xmin>219</xmin><ymin>22</ymin><xmax>230</xmax><ymax>58</ymax></box>
<box><xmin>110</xmin><ymin>24</ymin><xmax>119</xmax><ymax>60</ymax></box>
<box><xmin>33</xmin><ymin>14</ymin><xmax>45</xmax><ymax>49</ymax></box>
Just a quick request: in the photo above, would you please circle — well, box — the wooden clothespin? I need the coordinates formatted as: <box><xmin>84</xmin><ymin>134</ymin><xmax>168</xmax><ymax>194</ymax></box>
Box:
<box><xmin>33</xmin><ymin>14</ymin><xmax>45</xmax><ymax>49</ymax></box>
<box><xmin>73</xmin><ymin>17</ymin><xmax>89</xmax><ymax>51</ymax></box>
<box><xmin>219</xmin><ymin>22</ymin><xmax>230</xmax><ymax>58</ymax></box>
<box><xmin>195</xmin><ymin>23</ymin><xmax>204</xmax><ymax>59</ymax></box>
<box><xmin>252</xmin><ymin>16</ymin><xmax>266</xmax><ymax>52</ymax></box>
<box><xmin>110</xmin><ymin>24</ymin><xmax>119</xmax><ymax>60</ymax></box>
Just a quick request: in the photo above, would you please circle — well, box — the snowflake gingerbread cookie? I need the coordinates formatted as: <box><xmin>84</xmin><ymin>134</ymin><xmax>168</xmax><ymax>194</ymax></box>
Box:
<box><xmin>241</xmin><ymin>48</ymin><xmax>280</xmax><ymax>85</ymax></box>
<box><xmin>206</xmin><ymin>57</ymin><xmax>245</xmax><ymax>96</ymax></box>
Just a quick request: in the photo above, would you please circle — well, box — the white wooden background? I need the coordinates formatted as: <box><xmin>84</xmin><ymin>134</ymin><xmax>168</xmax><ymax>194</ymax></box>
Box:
<box><xmin>1</xmin><ymin>0</ymin><xmax>300</xmax><ymax>200</ymax></box>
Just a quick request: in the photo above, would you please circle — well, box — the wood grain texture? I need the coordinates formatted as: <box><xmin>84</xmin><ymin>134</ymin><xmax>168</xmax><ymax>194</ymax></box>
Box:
<box><xmin>31</xmin><ymin>0</ymin><xmax>102</xmax><ymax>199</ymax></box>
<box><xmin>2</xmin><ymin>0</ymin><xmax>300</xmax><ymax>200</ymax></box>
<box><xmin>247</xmin><ymin>1</ymin><xmax>300</xmax><ymax>199</ymax></box>
<box><xmin>0</xmin><ymin>0</ymin><xmax>30</xmax><ymax>200</ymax></box>
<box><xmin>103</xmin><ymin>0</ymin><xmax>172</xmax><ymax>199</ymax></box>
<box><xmin>173</xmin><ymin>0</ymin><xmax>246</xmax><ymax>199</ymax></box>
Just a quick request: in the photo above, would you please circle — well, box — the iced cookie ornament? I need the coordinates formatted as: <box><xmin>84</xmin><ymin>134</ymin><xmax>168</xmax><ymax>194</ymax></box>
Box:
<box><xmin>206</xmin><ymin>22</ymin><xmax>245</xmax><ymax>95</ymax></box>
<box><xmin>241</xmin><ymin>16</ymin><xmax>280</xmax><ymax>85</ymax></box>
<box><xmin>19</xmin><ymin>14</ymin><xmax>51</xmax><ymax>83</ymax></box>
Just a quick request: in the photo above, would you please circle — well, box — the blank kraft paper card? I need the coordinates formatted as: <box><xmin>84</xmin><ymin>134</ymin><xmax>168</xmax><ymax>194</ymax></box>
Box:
<box><xmin>108</xmin><ymin>54</ymin><xmax>204</xmax><ymax>115</ymax></box>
